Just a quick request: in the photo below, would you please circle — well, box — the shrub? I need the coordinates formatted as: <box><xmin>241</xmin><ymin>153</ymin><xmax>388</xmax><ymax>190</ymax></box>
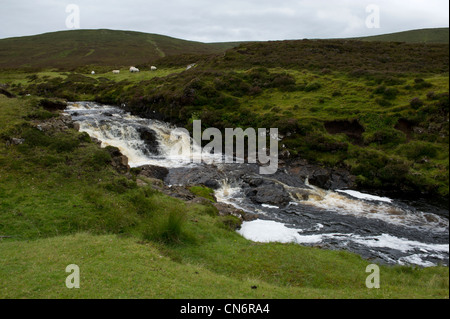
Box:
<box><xmin>26</xmin><ymin>109</ymin><xmax>59</xmax><ymax>120</ymax></box>
<box><xmin>374</xmin><ymin>86</ymin><xmax>398</xmax><ymax>100</ymax></box>
<box><xmin>427</xmin><ymin>91</ymin><xmax>437</xmax><ymax>100</ymax></box>
<box><xmin>218</xmin><ymin>215</ymin><xmax>242</xmax><ymax>231</ymax></box>
<box><xmin>364</xmin><ymin>129</ymin><xmax>406</xmax><ymax>146</ymax></box>
<box><xmin>396</xmin><ymin>141</ymin><xmax>439</xmax><ymax>161</ymax></box>
<box><xmin>21</xmin><ymin>127</ymin><xmax>52</xmax><ymax>147</ymax></box>
<box><xmin>413</xmin><ymin>79</ymin><xmax>433</xmax><ymax>90</ymax></box>
<box><xmin>410</xmin><ymin>97</ymin><xmax>424</xmax><ymax>109</ymax></box>
<box><xmin>383</xmin><ymin>87</ymin><xmax>399</xmax><ymax>100</ymax></box>
<box><xmin>304</xmin><ymin>82</ymin><xmax>322</xmax><ymax>92</ymax></box>
<box><xmin>307</xmin><ymin>135</ymin><xmax>348</xmax><ymax>152</ymax></box>
<box><xmin>436</xmin><ymin>92</ymin><xmax>449</xmax><ymax>112</ymax></box>
<box><xmin>383</xmin><ymin>76</ymin><xmax>406</xmax><ymax>86</ymax></box>
<box><xmin>78</xmin><ymin>132</ymin><xmax>92</xmax><ymax>143</ymax></box>
<box><xmin>105</xmin><ymin>177</ymin><xmax>138</xmax><ymax>194</ymax></box>
<box><xmin>88</xmin><ymin>149</ymin><xmax>112</xmax><ymax>168</ymax></box>
<box><xmin>378</xmin><ymin>162</ymin><xmax>410</xmax><ymax>184</ymax></box>
<box><xmin>375</xmin><ymin>98</ymin><xmax>392</xmax><ymax>107</ymax></box>
<box><xmin>50</xmin><ymin>136</ymin><xmax>80</xmax><ymax>153</ymax></box>
<box><xmin>374</xmin><ymin>85</ymin><xmax>386</xmax><ymax>94</ymax></box>
<box><xmin>142</xmin><ymin>210</ymin><xmax>188</xmax><ymax>244</ymax></box>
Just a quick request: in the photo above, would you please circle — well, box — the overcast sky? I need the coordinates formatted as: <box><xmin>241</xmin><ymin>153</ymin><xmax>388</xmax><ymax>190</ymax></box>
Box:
<box><xmin>0</xmin><ymin>0</ymin><xmax>448</xmax><ymax>42</ymax></box>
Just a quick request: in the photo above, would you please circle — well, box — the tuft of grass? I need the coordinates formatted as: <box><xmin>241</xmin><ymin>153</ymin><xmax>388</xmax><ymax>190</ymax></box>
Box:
<box><xmin>189</xmin><ymin>186</ymin><xmax>216</xmax><ymax>202</ymax></box>
<box><xmin>142</xmin><ymin>209</ymin><xmax>190</xmax><ymax>245</ymax></box>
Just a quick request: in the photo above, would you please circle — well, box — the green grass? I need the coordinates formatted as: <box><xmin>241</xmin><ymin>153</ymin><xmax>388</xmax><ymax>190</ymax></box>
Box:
<box><xmin>0</xmin><ymin>95</ymin><xmax>448</xmax><ymax>299</ymax></box>
<box><xmin>189</xmin><ymin>186</ymin><xmax>216</xmax><ymax>202</ymax></box>
<box><xmin>1</xmin><ymin>233</ymin><xmax>448</xmax><ymax>299</ymax></box>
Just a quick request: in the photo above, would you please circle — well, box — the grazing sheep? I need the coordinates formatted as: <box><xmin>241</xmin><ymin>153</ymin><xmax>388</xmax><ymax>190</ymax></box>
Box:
<box><xmin>112</xmin><ymin>70</ymin><xmax>120</xmax><ymax>74</ymax></box>
<box><xmin>151</xmin><ymin>66</ymin><xmax>157</xmax><ymax>71</ymax></box>
<box><xmin>91</xmin><ymin>71</ymin><xmax>95</xmax><ymax>75</ymax></box>
<box><xmin>186</xmin><ymin>63</ymin><xmax>196</xmax><ymax>71</ymax></box>
<box><xmin>129</xmin><ymin>67</ymin><xmax>140</xmax><ymax>73</ymax></box>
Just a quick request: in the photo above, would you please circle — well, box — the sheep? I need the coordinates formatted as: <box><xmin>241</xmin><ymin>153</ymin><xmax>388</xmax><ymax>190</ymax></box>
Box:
<box><xmin>186</xmin><ymin>63</ymin><xmax>196</xmax><ymax>71</ymax></box>
<box><xmin>112</xmin><ymin>70</ymin><xmax>120</xmax><ymax>74</ymax></box>
<box><xmin>151</xmin><ymin>66</ymin><xmax>157</xmax><ymax>71</ymax></box>
<box><xmin>91</xmin><ymin>71</ymin><xmax>95</xmax><ymax>75</ymax></box>
<box><xmin>129</xmin><ymin>67</ymin><xmax>140</xmax><ymax>73</ymax></box>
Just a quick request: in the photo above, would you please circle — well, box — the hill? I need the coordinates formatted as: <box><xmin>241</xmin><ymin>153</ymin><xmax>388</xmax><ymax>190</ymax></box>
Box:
<box><xmin>0</xmin><ymin>29</ymin><xmax>239</xmax><ymax>70</ymax></box>
<box><xmin>1</xmin><ymin>28</ymin><xmax>447</xmax><ymax>70</ymax></box>
<box><xmin>356</xmin><ymin>28</ymin><xmax>449</xmax><ymax>44</ymax></box>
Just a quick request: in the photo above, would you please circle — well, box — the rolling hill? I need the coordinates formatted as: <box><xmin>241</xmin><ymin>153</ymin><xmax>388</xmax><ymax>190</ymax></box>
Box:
<box><xmin>0</xmin><ymin>29</ymin><xmax>239</xmax><ymax>70</ymax></box>
<box><xmin>0</xmin><ymin>28</ymin><xmax>448</xmax><ymax>70</ymax></box>
<box><xmin>356</xmin><ymin>28</ymin><xmax>449</xmax><ymax>44</ymax></box>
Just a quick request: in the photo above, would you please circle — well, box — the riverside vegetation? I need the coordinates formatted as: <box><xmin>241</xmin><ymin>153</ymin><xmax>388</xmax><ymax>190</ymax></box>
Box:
<box><xmin>0</xmin><ymin>29</ymin><xmax>448</xmax><ymax>298</ymax></box>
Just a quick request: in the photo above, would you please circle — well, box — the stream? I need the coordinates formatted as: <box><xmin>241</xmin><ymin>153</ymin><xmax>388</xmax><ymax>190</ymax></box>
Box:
<box><xmin>65</xmin><ymin>101</ymin><xmax>449</xmax><ymax>267</ymax></box>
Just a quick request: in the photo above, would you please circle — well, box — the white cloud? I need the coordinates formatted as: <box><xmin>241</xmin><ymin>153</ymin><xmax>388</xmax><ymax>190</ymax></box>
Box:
<box><xmin>0</xmin><ymin>0</ymin><xmax>448</xmax><ymax>41</ymax></box>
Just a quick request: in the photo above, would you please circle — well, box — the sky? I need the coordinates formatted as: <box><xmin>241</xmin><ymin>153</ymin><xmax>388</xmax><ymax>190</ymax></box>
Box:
<box><xmin>0</xmin><ymin>0</ymin><xmax>448</xmax><ymax>42</ymax></box>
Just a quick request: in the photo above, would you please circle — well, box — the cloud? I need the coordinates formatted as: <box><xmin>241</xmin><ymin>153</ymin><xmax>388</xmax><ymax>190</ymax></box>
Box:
<box><xmin>0</xmin><ymin>0</ymin><xmax>448</xmax><ymax>41</ymax></box>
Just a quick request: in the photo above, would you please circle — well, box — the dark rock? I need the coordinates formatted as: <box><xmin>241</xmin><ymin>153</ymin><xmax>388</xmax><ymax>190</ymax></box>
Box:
<box><xmin>166</xmin><ymin>166</ymin><xmax>226</xmax><ymax>190</ymax></box>
<box><xmin>242</xmin><ymin>176</ymin><xmax>265</xmax><ymax>187</ymax></box>
<box><xmin>286</xmin><ymin>159</ymin><xmax>355</xmax><ymax>190</ymax></box>
<box><xmin>213</xmin><ymin>203</ymin><xmax>258</xmax><ymax>222</ymax></box>
<box><xmin>309</xmin><ymin>168</ymin><xmax>330</xmax><ymax>188</ymax></box>
<box><xmin>105</xmin><ymin>146</ymin><xmax>130</xmax><ymax>173</ymax></box>
<box><xmin>39</xmin><ymin>98</ymin><xmax>67</xmax><ymax>111</ymax></box>
<box><xmin>164</xmin><ymin>186</ymin><xmax>195</xmax><ymax>201</ymax></box>
<box><xmin>138</xmin><ymin>165</ymin><xmax>169</xmax><ymax>181</ymax></box>
<box><xmin>137</xmin><ymin>127</ymin><xmax>160</xmax><ymax>155</ymax></box>
<box><xmin>246</xmin><ymin>183</ymin><xmax>292</xmax><ymax>207</ymax></box>
<box><xmin>10</xmin><ymin>138</ymin><xmax>25</xmax><ymax>145</ymax></box>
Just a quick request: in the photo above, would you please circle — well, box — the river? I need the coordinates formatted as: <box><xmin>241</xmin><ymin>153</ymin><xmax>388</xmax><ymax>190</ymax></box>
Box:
<box><xmin>64</xmin><ymin>101</ymin><xmax>449</xmax><ymax>267</ymax></box>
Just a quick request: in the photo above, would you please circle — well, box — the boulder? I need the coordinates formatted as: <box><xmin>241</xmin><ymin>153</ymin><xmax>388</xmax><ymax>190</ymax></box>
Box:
<box><xmin>137</xmin><ymin>127</ymin><xmax>160</xmax><ymax>155</ymax></box>
<box><xmin>105</xmin><ymin>146</ymin><xmax>130</xmax><ymax>173</ymax></box>
<box><xmin>137</xmin><ymin>165</ymin><xmax>169</xmax><ymax>181</ymax></box>
<box><xmin>213</xmin><ymin>203</ymin><xmax>258</xmax><ymax>222</ymax></box>
<box><xmin>10</xmin><ymin>138</ymin><xmax>25</xmax><ymax>145</ymax></box>
<box><xmin>286</xmin><ymin>159</ymin><xmax>355</xmax><ymax>190</ymax></box>
<box><xmin>245</xmin><ymin>182</ymin><xmax>292</xmax><ymax>208</ymax></box>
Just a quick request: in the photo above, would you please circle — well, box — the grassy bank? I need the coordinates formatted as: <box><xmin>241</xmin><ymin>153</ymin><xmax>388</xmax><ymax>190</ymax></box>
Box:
<box><xmin>0</xmin><ymin>94</ymin><xmax>448</xmax><ymax>299</ymax></box>
<box><xmin>1</xmin><ymin>233</ymin><xmax>448</xmax><ymax>299</ymax></box>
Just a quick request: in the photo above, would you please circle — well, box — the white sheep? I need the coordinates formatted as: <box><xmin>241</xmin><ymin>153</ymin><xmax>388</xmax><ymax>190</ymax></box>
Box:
<box><xmin>129</xmin><ymin>67</ymin><xmax>140</xmax><ymax>73</ymax></box>
<box><xmin>151</xmin><ymin>66</ymin><xmax>157</xmax><ymax>71</ymax></box>
<box><xmin>112</xmin><ymin>70</ymin><xmax>120</xmax><ymax>74</ymax></box>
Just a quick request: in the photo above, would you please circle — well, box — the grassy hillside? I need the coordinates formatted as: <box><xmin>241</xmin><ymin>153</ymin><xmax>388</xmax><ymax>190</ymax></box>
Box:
<box><xmin>0</xmin><ymin>29</ymin><xmax>239</xmax><ymax>70</ymax></box>
<box><xmin>357</xmin><ymin>28</ymin><xmax>449</xmax><ymax>44</ymax></box>
<box><xmin>7</xmin><ymin>37</ymin><xmax>448</xmax><ymax>198</ymax></box>
<box><xmin>0</xmin><ymin>95</ymin><xmax>448</xmax><ymax>299</ymax></box>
